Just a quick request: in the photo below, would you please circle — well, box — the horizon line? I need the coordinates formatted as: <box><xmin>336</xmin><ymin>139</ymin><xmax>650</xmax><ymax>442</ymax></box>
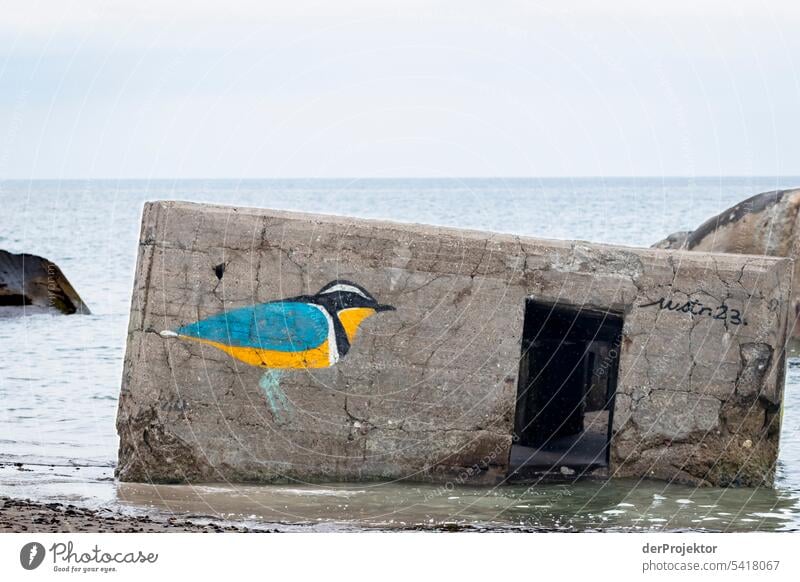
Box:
<box><xmin>2</xmin><ymin>175</ymin><xmax>800</xmax><ymax>182</ymax></box>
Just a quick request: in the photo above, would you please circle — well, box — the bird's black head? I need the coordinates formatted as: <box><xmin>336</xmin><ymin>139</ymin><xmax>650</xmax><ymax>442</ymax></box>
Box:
<box><xmin>304</xmin><ymin>280</ymin><xmax>395</xmax><ymax>357</ymax></box>
<box><xmin>312</xmin><ymin>280</ymin><xmax>395</xmax><ymax>314</ymax></box>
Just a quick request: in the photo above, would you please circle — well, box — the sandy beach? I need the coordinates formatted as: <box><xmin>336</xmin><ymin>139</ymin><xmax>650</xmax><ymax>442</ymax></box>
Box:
<box><xmin>0</xmin><ymin>497</ymin><xmax>256</xmax><ymax>533</ymax></box>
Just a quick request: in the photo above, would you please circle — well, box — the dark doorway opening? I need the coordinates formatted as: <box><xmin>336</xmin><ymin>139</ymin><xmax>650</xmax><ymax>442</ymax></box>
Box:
<box><xmin>510</xmin><ymin>300</ymin><xmax>623</xmax><ymax>478</ymax></box>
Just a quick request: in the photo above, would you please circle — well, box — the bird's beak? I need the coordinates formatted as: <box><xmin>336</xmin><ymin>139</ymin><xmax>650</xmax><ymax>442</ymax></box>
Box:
<box><xmin>374</xmin><ymin>304</ymin><xmax>396</xmax><ymax>312</ymax></box>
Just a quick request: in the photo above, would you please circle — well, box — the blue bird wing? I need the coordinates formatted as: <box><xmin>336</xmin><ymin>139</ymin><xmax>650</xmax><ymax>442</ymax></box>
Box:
<box><xmin>176</xmin><ymin>301</ymin><xmax>329</xmax><ymax>352</ymax></box>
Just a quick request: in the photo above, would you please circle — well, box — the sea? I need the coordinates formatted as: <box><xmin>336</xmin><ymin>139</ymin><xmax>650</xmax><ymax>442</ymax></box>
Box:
<box><xmin>1</xmin><ymin>177</ymin><xmax>800</xmax><ymax>532</ymax></box>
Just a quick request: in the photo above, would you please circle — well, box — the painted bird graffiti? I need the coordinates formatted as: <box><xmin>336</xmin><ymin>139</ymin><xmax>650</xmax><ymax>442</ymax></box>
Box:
<box><xmin>160</xmin><ymin>280</ymin><xmax>395</xmax><ymax>421</ymax></box>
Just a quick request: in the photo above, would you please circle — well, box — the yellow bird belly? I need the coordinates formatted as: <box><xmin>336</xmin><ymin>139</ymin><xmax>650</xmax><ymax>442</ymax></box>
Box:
<box><xmin>180</xmin><ymin>336</ymin><xmax>332</xmax><ymax>369</ymax></box>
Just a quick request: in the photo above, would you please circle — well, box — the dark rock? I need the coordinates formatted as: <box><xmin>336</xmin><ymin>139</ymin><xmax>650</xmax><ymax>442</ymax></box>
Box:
<box><xmin>0</xmin><ymin>249</ymin><xmax>90</xmax><ymax>316</ymax></box>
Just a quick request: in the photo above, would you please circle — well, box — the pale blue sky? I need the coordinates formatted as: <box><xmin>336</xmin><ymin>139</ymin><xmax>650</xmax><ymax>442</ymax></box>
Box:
<box><xmin>1</xmin><ymin>0</ymin><xmax>799</xmax><ymax>179</ymax></box>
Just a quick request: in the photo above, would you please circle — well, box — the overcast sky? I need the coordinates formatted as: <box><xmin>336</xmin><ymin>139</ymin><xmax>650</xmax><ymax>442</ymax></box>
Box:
<box><xmin>1</xmin><ymin>0</ymin><xmax>799</xmax><ymax>179</ymax></box>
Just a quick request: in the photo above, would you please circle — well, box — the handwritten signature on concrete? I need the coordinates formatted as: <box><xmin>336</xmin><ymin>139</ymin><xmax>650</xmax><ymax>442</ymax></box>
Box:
<box><xmin>638</xmin><ymin>297</ymin><xmax>747</xmax><ymax>326</ymax></box>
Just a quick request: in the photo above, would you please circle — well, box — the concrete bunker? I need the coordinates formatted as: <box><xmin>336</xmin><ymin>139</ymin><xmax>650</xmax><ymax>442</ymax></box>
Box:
<box><xmin>117</xmin><ymin>201</ymin><xmax>793</xmax><ymax>488</ymax></box>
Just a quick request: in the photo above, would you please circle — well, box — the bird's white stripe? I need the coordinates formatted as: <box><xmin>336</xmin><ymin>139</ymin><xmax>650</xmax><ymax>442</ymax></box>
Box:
<box><xmin>310</xmin><ymin>304</ymin><xmax>339</xmax><ymax>365</ymax></box>
<box><xmin>318</xmin><ymin>284</ymin><xmax>369</xmax><ymax>299</ymax></box>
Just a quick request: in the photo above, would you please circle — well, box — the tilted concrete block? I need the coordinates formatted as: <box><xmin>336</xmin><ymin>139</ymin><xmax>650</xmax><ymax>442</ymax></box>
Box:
<box><xmin>117</xmin><ymin>201</ymin><xmax>792</xmax><ymax>487</ymax></box>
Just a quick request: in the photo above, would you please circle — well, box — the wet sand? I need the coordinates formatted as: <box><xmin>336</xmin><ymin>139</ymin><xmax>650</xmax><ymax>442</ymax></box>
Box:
<box><xmin>0</xmin><ymin>497</ymin><xmax>259</xmax><ymax>533</ymax></box>
<box><xmin>0</xmin><ymin>496</ymin><xmax>479</xmax><ymax>533</ymax></box>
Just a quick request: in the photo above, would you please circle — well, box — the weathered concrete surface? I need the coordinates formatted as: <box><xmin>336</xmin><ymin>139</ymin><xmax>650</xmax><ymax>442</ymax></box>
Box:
<box><xmin>117</xmin><ymin>201</ymin><xmax>792</xmax><ymax>487</ymax></box>
<box><xmin>654</xmin><ymin>188</ymin><xmax>800</xmax><ymax>336</ymax></box>
<box><xmin>0</xmin><ymin>249</ymin><xmax>90</xmax><ymax>316</ymax></box>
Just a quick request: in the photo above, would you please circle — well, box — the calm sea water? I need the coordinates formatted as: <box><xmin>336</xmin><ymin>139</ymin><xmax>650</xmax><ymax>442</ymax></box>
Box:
<box><xmin>1</xmin><ymin>177</ymin><xmax>800</xmax><ymax>531</ymax></box>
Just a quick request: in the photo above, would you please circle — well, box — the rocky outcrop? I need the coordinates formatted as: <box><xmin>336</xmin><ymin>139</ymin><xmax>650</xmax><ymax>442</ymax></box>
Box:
<box><xmin>653</xmin><ymin>188</ymin><xmax>800</xmax><ymax>335</ymax></box>
<box><xmin>0</xmin><ymin>250</ymin><xmax>90</xmax><ymax>316</ymax></box>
